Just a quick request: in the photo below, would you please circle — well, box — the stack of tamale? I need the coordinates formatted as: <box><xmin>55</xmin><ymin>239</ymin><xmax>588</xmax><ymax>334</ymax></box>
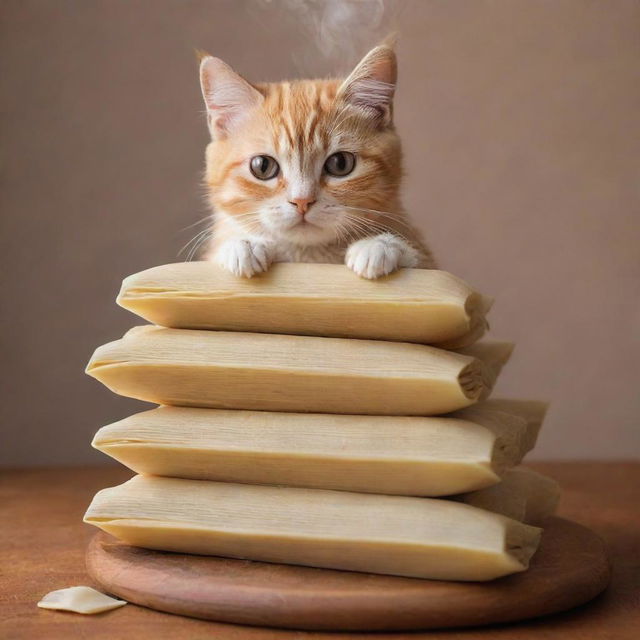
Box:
<box><xmin>84</xmin><ymin>263</ymin><xmax>559</xmax><ymax>582</ymax></box>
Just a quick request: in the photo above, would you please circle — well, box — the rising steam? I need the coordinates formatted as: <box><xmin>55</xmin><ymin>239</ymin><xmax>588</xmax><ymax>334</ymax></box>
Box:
<box><xmin>256</xmin><ymin>0</ymin><xmax>402</xmax><ymax>73</ymax></box>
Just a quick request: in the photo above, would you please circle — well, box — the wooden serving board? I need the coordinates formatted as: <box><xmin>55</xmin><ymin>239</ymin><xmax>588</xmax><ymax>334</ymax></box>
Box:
<box><xmin>86</xmin><ymin>517</ymin><xmax>610</xmax><ymax>631</ymax></box>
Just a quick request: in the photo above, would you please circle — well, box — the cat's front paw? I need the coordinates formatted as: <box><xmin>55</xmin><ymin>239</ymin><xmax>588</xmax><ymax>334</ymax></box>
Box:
<box><xmin>214</xmin><ymin>239</ymin><xmax>273</xmax><ymax>278</ymax></box>
<box><xmin>345</xmin><ymin>233</ymin><xmax>418</xmax><ymax>279</ymax></box>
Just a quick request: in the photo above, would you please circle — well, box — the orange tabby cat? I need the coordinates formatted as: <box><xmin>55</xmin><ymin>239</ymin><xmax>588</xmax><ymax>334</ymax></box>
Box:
<box><xmin>198</xmin><ymin>43</ymin><xmax>435</xmax><ymax>279</ymax></box>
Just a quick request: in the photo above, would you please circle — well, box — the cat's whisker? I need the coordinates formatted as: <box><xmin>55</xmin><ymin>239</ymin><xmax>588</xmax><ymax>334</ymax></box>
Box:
<box><xmin>338</xmin><ymin>218</ymin><xmax>384</xmax><ymax>240</ymax></box>
<box><xmin>343</xmin><ymin>222</ymin><xmax>364</xmax><ymax>245</ymax></box>
<box><xmin>338</xmin><ymin>205</ymin><xmax>416</xmax><ymax>232</ymax></box>
<box><xmin>340</xmin><ymin>215</ymin><xmax>379</xmax><ymax>242</ymax></box>
<box><xmin>181</xmin><ymin>209</ymin><xmax>273</xmax><ymax>261</ymax></box>
<box><xmin>341</xmin><ymin>213</ymin><xmax>415</xmax><ymax>247</ymax></box>
<box><xmin>357</xmin><ymin>215</ymin><xmax>416</xmax><ymax>236</ymax></box>
<box><xmin>338</xmin><ymin>213</ymin><xmax>414</xmax><ymax>244</ymax></box>
<box><xmin>332</xmin><ymin>220</ymin><xmax>353</xmax><ymax>246</ymax></box>
<box><xmin>242</xmin><ymin>221</ymin><xmax>263</xmax><ymax>236</ymax></box>
<box><xmin>339</xmin><ymin>205</ymin><xmax>407</xmax><ymax>221</ymax></box>
<box><xmin>188</xmin><ymin>228</ymin><xmax>213</xmax><ymax>256</ymax></box>
<box><xmin>185</xmin><ymin>229</ymin><xmax>214</xmax><ymax>262</ymax></box>
<box><xmin>222</xmin><ymin>212</ymin><xmax>262</xmax><ymax>221</ymax></box>
<box><xmin>180</xmin><ymin>212</ymin><xmax>263</xmax><ymax>259</ymax></box>
<box><xmin>233</xmin><ymin>213</ymin><xmax>264</xmax><ymax>235</ymax></box>
<box><xmin>179</xmin><ymin>214</ymin><xmax>214</xmax><ymax>232</ymax></box>
<box><xmin>178</xmin><ymin>227</ymin><xmax>213</xmax><ymax>258</ymax></box>
<box><xmin>359</xmin><ymin>221</ymin><xmax>415</xmax><ymax>246</ymax></box>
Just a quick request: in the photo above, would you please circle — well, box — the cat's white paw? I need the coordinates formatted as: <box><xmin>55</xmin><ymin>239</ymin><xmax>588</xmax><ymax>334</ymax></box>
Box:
<box><xmin>214</xmin><ymin>239</ymin><xmax>273</xmax><ymax>278</ymax></box>
<box><xmin>345</xmin><ymin>233</ymin><xmax>418</xmax><ymax>279</ymax></box>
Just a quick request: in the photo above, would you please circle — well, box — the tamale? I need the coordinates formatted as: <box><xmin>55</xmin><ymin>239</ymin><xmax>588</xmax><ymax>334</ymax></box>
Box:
<box><xmin>84</xmin><ymin>475</ymin><xmax>541</xmax><ymax>582</ymax></box>
<box><xmin>92</xmin><ymin>400</ymin><xmax>542</xmax><ymax>495</ymax></box>
<box><xmin>86</xmin><ymin>326</ymin><xmax>512</xmax><ymax>415</ymax></box>
<box><xmin>117</xmin><ymin>262</ymin><xmax>492</xmax><ymax>348</ymax></box>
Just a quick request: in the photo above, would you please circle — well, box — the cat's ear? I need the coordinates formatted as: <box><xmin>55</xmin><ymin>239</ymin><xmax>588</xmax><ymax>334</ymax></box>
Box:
<box><xmin>199</xmin><ymin>56</ymin><xmax>263</xmax><ymax>139</ymax></box>
<box><xmin>338</xmin><ymin>43</ymin><xmax>397</xmax><ymax>126</ymax></box>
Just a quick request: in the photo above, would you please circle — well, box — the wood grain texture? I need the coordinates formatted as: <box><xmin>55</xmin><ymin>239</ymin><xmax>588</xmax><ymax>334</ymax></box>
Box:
<box><xmin>85</xmin><ymin>518</ymin><xmax>609</xmax><ymax>630</ymax></box>
<box><xmin>1</xmin><ymin>463</ymin><xmax>639</xmax><ymax>639</ymax></box>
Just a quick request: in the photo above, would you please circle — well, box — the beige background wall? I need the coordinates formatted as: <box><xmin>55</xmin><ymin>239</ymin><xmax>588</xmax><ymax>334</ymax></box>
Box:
<box><xmin>1</xmin><ymin>0</ymin><xmax>638</xmax><ymax>466</ymax></box>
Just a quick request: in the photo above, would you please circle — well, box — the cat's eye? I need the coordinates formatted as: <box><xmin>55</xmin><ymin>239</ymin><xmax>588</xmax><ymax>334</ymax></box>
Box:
<box><xmin>250</xmin><ymin>155</ymin><xmax>280</xmax><ymax>180</ymax></box>
<box><xmin>324</xmin><ymin>151</ymin><xmax>356</xmax><ymax>177</ymax></box>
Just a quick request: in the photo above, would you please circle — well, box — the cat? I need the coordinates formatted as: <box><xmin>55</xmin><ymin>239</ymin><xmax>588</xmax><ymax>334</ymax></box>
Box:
<box><xmin>197</xmin><ymin>42</ymin><xmax>435</xmax><ymax>279</ymax></box>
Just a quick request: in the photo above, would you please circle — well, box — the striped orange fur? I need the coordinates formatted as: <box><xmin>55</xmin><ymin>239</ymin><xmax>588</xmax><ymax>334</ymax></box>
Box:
<box><xmin>198</xmin><ymin>45</ymin><xmax>435</xmax><ymax>278</ymax></box>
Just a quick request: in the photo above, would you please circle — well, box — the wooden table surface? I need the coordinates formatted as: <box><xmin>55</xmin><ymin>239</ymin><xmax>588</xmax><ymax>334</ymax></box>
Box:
<box><xmin>1</xmin><ymin>462</ymin><xmax>638</xmax><ymax>639</ymax></box>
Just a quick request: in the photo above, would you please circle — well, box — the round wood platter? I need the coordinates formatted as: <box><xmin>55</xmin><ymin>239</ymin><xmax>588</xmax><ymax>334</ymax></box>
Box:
<box><xmin>86</xmin><ymin>517</ymin><xmax>610</xmax><ymax>631</ymax></box>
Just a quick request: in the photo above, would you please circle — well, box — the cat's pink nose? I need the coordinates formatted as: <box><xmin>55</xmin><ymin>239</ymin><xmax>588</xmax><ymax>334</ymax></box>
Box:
<box><xmin>289</xmin><ymin>197</ymin><xmax>316</xmax><ymax>216</ymax></box>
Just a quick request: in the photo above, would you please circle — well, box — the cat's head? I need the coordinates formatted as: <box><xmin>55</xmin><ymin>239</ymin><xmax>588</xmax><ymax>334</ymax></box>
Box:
<box><xmin>199</xmin><ymin>44</ymin><xmax>403</xmax><ymax>246</ymax></box>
